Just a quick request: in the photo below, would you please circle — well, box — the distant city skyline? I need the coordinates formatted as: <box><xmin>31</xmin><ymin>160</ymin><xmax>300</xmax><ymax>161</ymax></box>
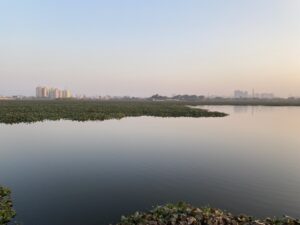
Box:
<box><xmin>36</xmin><ymin>86</ymin><xmax>72</xmax><ymax>99</ymax></box>
<box><xmin>0</xmin><ymin>84</ymin><xmax>295</xmax><ymax>99</ymax></box>
<box><xmin>0</xmin><ymin>86</ymin><xmax>283</xmax><ymax>99</ymax></box>
<box><xmin>234</xmin><ymin>89</ymin><xmax>274</xmax><ymax>99</ymax></box>
<box><xmin>1</xmin><ymin>1</ymin><xmax>300</xmax><ymax>97</ymax></box>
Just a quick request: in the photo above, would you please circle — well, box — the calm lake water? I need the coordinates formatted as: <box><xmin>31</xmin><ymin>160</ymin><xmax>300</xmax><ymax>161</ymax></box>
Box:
<box><xmin>1</xmin><ymin>106</ymin><xmax>300</xmax><ymax>225</ymax></box>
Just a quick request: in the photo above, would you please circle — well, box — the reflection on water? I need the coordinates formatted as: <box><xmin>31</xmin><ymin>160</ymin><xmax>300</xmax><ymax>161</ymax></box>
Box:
<box><xmin>0</xmin><ymin>106</ymin><xmax>300</xmax><ymax>225</ymax></box>
<box><xmin>233</xmin><ymin>106</ymin><xmax>249</xmax><ymax>113</ymax></box>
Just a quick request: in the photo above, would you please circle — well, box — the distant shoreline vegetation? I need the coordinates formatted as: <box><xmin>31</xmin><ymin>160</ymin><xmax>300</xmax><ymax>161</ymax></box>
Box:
<box><xmin>2</xmin><ymin>93</ymin><xmax>300</xmax><ymax>105</ymax></box>
<box><xmin>149</xmin><ymin>94</ymin><xmax>300</xmax><ymax>106</ymax></box>
<box><xmin>0</xmin><ymin>100</ymin><xmax>227</xmax><ymax>124</ymax></box>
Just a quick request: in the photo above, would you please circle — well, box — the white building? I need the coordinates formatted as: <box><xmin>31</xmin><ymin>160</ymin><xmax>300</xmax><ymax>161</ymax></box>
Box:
<box><xmin>234</xmin><ymin>90</ymin><xmax>249</xmax><ymax>98</ymax></box>
<box><xmin>48</xmin><ymin>88</ymin><xmax>60</xmax><ymax>99</ymax></box>
<box><xmin>36</xmin><ymin>86</ymin><xmax>49</xmax><ymax>98</ymax></box>
<box><xmin>62</xmin><ymin>90</ymin><xmax>72</xmax><ymax>98</ymax></box>
<box><xmin>36</xmin><ymin>86</ymin><xmax>72</xmax><ymax>99</ymax></box>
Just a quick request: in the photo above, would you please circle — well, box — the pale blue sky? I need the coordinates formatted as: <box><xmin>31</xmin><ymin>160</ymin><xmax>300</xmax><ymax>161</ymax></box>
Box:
<box><xmin>1</xmin><ymin>0</ymin><xmax>300</xmax><ymax>97</ymax></box>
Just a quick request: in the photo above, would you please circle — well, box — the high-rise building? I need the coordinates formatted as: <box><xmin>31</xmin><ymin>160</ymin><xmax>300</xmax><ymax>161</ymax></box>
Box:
<box><xmin>41</xmin><ymin>87</ymin><xmax>48</xmax><ymax>98</ymax></box>
<box><xmin>36</xmin><ymin>86</ymin><xmax>73</xmax><ymax>99</ymax></box>
<box><xmin>234</xmin><ymin>90</ymin><xmax>248</xmax><ymax>98</ymax></box>
<box><xmin>36</xmin><ymin>87</ymin><xmax>42</xmax><ymax>98</ymax></box>
<box><xmin>58</xmin><ymin>90</ymin><xmax>63</xmax><ymax>99</ymax></box>
<box><xmin>48</xmin><ymin>88</ymin><xmax>60</xmax><ymax>99</ymax></box>
<box><xmin>62</xmin><ymin>90</ymin><xmax>72</xmax><ymax>98</ymax></box>
<box><xmin>36</xmin><ymin>86</ymin><xmax>49</xmax><ymax>98</ymax></box>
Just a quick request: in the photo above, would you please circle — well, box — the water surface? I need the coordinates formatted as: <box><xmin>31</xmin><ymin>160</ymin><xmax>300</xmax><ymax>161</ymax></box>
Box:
<box><xmin>1</xmin><ymin>106</ymin><xmax>300</xmax><ymax>225</ymax></box>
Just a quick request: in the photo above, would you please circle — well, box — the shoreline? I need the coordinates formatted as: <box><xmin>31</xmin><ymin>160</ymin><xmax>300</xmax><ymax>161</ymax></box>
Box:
<box><xmin>116</xmin><ymin>202</ymin><xmax>300</xmax><ymax>225</ymax></box>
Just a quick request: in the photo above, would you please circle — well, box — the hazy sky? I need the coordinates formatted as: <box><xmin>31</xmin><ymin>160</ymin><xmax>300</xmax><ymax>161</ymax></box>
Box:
<box><xmin>1</xmin><ymin>0</ymin><xmax>300</xmax><ymax>97</ymax></box>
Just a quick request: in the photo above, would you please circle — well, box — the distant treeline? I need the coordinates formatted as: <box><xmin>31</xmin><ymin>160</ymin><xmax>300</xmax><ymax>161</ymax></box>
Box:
<box><xmin>187</xmin><ymin>98</ymin><xmax>300</xmax><ymax>106</ymax></box>
<box><xmin>150</xmin><ymin>94</ymin><xmax>206</xmax><ymax>101</ymax></box>
<box><xmin>149</xmin><ymin>94</ymin><xmax>300</xmax><ymax>106</ymax></box>
<box><xmin>0</xmin><ymin>100</ymin><xmax>227</xmax><ymax>124</ymax></box>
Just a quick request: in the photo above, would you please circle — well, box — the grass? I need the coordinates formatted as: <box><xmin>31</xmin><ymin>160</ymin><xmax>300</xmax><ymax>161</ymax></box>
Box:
<box><xmin>0</xmin><ymin>100</ymin><xmax>227</xmax><ymax>124</ymax></box>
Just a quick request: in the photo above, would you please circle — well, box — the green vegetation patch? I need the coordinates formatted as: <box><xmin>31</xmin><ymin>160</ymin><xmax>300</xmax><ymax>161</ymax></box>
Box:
<box><xmin>0</xmin><ymin>186</ymin><xmax>16</xmax><ymax>225</ymax></box>
<box><xmin>117</xmin><ymin>202</ymin><xmax>300</xmax><ymax>225</ymax></box>
<box><xmin>0</xmin><ymin>100</ymin><xmax>227</xmax><ymax>124</ymax></box>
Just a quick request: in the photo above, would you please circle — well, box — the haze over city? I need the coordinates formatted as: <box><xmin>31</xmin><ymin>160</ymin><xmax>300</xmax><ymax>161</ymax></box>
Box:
<box><xmin>1</xmin><ymin>0</ymin><xmax>300</xmax><ymax>97</ymax></box>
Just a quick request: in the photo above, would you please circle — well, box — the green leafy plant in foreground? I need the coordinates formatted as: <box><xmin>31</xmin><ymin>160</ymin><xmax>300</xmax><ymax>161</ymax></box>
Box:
<box><xmin>116</xmin><ymin>202</ymin><xmax>300</xmax><ymax>225</ymax></box>
<box><xmin>0</xmin><ymin>186</ymin><xmax>16</xmax><ymax>225</ymax></box>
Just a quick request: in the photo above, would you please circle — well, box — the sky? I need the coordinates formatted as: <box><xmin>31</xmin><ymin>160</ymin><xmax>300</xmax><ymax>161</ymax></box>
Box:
<box><xmin>1</xmin><ymin>0</ymin><xmax>300</xmax><ymax>97</ymax></box>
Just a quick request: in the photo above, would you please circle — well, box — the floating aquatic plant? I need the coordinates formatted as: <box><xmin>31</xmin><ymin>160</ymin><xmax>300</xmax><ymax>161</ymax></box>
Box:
<box><xmin>0</xmin><ymin>100</ymin><xmax>227</xmax><ymax>124</ymax></box>
<box><xmin>0</xmin><ymin>186</ymin><xmax>16</xmax><ymax>225</ymax></box>
<box><xmin>116</xmin><ymin>202</ymin><xmax>300</xmax><ymax>225</ymax></box>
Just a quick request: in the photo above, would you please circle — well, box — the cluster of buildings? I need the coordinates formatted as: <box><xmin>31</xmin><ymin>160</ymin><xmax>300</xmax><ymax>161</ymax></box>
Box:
<box><xmin>0</xmin><ymin>96</ymin><xmax>13</xmax><ymax>100</ymax></box>
<box><xmin>36</xmin><ymin>86</ymin><xmax>72</xmax><ymax>99</ymax></box>
<box><xmin>234</xmin><ymin>90</ymin><xmax>274</xmax><ymax>99</ymax></box>
<box><xmin>234</xmin><ymin>90</ymin><xmax>249</xmax><ymax>98</ymax></box>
